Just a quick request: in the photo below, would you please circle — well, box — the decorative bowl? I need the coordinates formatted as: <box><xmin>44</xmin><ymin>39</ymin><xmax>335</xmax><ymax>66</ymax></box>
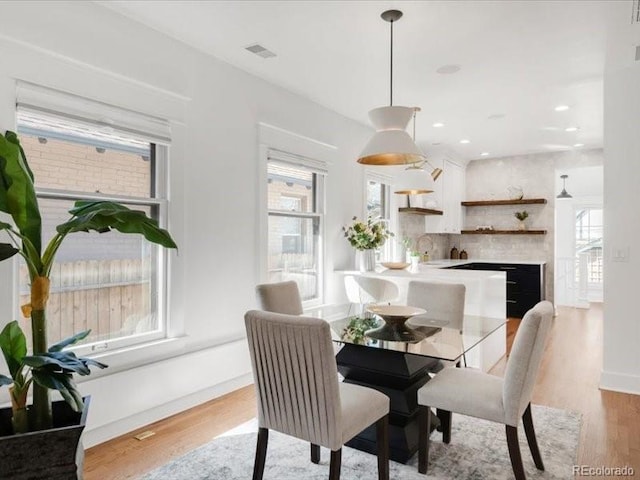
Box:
<box><xmin>381</xmin><ymin>262</ymin><xmax>410</xmax><ymax>270</ymax></box>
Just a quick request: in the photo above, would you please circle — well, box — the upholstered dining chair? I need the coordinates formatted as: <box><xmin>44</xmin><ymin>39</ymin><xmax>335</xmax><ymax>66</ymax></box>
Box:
<box><xmin>407</xmin><ymin>280</ymin><xmax>466</xmax><ymax>369</ymax></box>
<box><xmin>416</xmin><ymin>301</ymin><xmax>554</xmax><ymax>480</ymax></box>
<box><xmin>344</xmin><ymin>275</ymin><xmax>399</xmax><ymax>315</ymax></box>
<box><xmin>245</xmin><ymin>310</ymin><xmax>390</xmax><ymax>480</ymax></box>
<box><xmin>256</xmin><ymin>280</ymin><xmax>303</xmax><ymax>315</ymax></box>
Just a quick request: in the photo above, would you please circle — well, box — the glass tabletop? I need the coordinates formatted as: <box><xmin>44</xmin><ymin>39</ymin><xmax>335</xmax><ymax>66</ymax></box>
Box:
<box><xmin>308</xmin><ymin>304</ymin><xmax>506</xmax><ymax>362</ymax></box>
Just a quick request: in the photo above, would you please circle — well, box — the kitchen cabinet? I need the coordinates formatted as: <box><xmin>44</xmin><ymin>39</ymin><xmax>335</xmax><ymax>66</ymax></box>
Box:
<box><xmin>447</xmin><ymin>262</ymin><xmax>545</xmax><ymax>318</ymax></box>
<box><xmin>424</xmin><ymin>158</ymin><xmax>465</xmax><ymax>234</ymax></box>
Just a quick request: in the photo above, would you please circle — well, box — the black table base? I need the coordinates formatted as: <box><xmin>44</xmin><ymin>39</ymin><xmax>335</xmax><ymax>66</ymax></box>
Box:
<box><xmin>336</xmin><ymin>344</ymin><xmax>441</xmax><ymax>464</ymax></box>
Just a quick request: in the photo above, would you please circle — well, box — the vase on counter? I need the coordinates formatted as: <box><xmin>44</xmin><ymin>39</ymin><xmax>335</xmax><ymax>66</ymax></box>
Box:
<box><xmin>357</xmin><ymin>249</ymin><xmax>376</xmax><ymax>272</ymax></box>
<box><xmin>518</xmin><ymin>220</ymin><xmax>526</xmax><ymax>231</ymax></box>
<box><xmin>410</xmin><ymin>254</ymin><xmax>420</xmax><ymax>272</ymax></box>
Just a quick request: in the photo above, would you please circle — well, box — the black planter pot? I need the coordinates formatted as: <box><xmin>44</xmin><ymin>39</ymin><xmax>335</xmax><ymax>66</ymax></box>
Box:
<box><xmin>0</xmin><ymin>396</ymin><xmax>90</xmax><ymax>480</ymax></box>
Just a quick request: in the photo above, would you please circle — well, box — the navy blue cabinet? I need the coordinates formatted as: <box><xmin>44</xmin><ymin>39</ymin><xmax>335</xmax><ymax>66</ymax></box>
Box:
<box><xmin>447</xmin><ymin>262</ymin><xmax>545</xmax><ymax>318</ymax></box>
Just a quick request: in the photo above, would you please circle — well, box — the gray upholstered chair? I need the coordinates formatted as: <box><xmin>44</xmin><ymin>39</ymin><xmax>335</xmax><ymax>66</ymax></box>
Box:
<box><xmin>255</xmin><ymin>280</ymin><xmax>303</xmax><ymax>315</ymax></box>
<box><xmin>245</xmin><ymin>310</ymin><xmax>390</xmax><ymax>480</ymax></box>
<box><xmin>407</xmin><ymin>281</ymin><xmax>466</xmax><ymax>332</ymax></box>
<box><xmin>416</xmin><ymin>301</ymin><xmax>554</xmax><ymax>480</ymax></box>
<box><xmin>407</xmin><ymin>280</ymin><xmax>466</xmax><ymax>371</ymax></box>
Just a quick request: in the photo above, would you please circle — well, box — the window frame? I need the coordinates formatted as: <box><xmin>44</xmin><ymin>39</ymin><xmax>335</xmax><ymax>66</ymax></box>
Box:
<box><xmin>364</xmin><ymin>171</ymin><xmax>393</xmax><ymax>263</ymax></box>
<box><xmin>264</xmin><ymin>150</ymin><xmax>326</xmax><ymax>308</ymax></box>
<box><xmin>14</xmin><ymin>114</ymin><xmax>172</xmax><ymax>356</ymax></box>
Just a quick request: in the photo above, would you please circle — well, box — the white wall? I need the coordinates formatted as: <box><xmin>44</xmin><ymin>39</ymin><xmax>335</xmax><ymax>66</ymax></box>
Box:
<box><xmin>0</xmin><ymin>1</ymin><xmax>372</xmax><ymax>444</ymax></box>
<box><xmin>601</xmin><ymin>2</ymin><xmax>640</xmax><ymax>395</ymax></box>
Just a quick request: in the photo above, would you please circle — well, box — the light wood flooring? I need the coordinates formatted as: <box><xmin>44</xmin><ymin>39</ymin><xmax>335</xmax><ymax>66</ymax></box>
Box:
<box><xmin>85</xmin><ymin>304</ymin><xmax>640</xmax><ymax>479</ymax></box>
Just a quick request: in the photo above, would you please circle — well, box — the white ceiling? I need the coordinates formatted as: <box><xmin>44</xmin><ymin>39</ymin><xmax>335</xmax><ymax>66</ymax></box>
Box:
<box><xmin>99</xmin><ymin>0</ymin><xmax>610</xmax><ymax>161</ymax></box>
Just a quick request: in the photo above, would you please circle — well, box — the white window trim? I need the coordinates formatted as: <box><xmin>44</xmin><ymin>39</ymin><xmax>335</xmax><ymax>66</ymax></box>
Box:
<box><xmin>257</xmin><ymin>123</ymin><xmax>335</xmax><ymax>309</ymax></box>
<box><xmin>265</xmin><ymin>148</ymin><xmax>326</xmax><ymax>308</ymax></box>
<box><xmin>13</xmin><ymin>85</ymin><xmax>173</xmax><ymax>356</ymax></box>
<box><xmin>364</xmin><ymin>170</ymin><xmax>394</xmax><ymax>262</ymax></box>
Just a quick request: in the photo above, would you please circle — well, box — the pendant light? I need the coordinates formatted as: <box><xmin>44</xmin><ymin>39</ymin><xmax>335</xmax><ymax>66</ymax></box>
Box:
<box><xmin>394</xmin><ymin>108</ymin><xmax>435</xmax><ymax>195</ymax></box>
<box><xmin>357</xmin><ymin>10</ymin><xmax>424</xmax><ymax>166</ymax></box>
<box><xmin>557</xmin><ymin>174</ymin><xmax>573</xmax><ymax>199</ymax></box>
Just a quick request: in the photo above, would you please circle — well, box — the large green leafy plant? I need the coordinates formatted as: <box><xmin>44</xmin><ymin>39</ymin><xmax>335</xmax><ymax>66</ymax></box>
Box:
<box><xmin>0</xmin><ymin>131</ymin><xmax>177</xmax><ymax>433</ymax></box>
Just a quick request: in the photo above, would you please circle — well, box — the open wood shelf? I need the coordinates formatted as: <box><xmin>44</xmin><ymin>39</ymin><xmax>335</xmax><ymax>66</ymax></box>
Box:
<box><xmin>398</xmin><ymin>207</ymin><xmax>443</xmax><ymax>216</ymax></box>
<box><xmin>461</xmin><ymin>229</ymin><xmax>547</xmax><ymax>235</ymax></box>
<box><xmin>461</xmin><ymin>198</ymin><xmax>547</xmax><ymax>207</ymax></box>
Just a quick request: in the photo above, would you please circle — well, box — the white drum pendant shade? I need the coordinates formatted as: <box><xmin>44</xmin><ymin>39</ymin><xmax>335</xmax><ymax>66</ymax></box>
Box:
<box><xmin>394</xmin><ymin>165</ymin><xmax>435</xmax><ymax>195</ymax></box>
<box><xmin>358</xmin><ymin>106</ymin><xmax>424</xmax><ymax>165</ymax></box>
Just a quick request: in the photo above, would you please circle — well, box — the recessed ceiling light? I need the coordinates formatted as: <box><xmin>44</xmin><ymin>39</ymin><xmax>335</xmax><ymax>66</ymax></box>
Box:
<box><xmin>460</xmin><ymin>139</ymin><xmax>470</xmax><ymax>144</ymax></box>
<box><xmin>487</xmin><ymin>113</ymin><xmax>506</xmax><ymax>120</ymax></box>
<box><xmin>480</xmin><ymin>152</ymin><xmax>489</xmax><ymax>156</ymax></box>
<box><xmin>432</xmin><ymin>122</ymin><xmax>445</xmax><ymax>128</ymax></box>
<box><xmin>565</xmin><ymin>126</ymin><xmax>580</xmax><ymax>132</ymax></box>
<box><xmin>554</xmin><ymin>105</ymin><xmax>570</xmax><ymax>112</ymax></box>
<box><xmin>573</xmin><ymin>143</ymin><xmax>584</xmax><ymax>147</ymax></box>
<box><xmin>436</xmin><ymin>64</ymin><xmax>461</xmax><ymax>74</ymax></box>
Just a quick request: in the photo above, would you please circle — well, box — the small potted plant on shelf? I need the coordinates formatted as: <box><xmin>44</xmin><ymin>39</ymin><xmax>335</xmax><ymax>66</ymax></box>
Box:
<box><xmin>515</xmin><ymin>211</ymin><xmax>529</xmax><ymax>231</ymax></box>
<box><xmin>0</xmin><ymin>130</ymin><xmax>177</xmax><ymax>479</ymax></box>
<box><xmin>343</xmin><ymin>216</ymin><xmax>393</xmax><ymax>272</ymax></box>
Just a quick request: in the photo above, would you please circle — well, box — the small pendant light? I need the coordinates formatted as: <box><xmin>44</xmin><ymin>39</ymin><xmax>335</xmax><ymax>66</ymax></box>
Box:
<box><xmin>557</xmin><ymin>174</ymin><xmax>573</xmax><ymax>199</ymax></box>
<box><xmin>394</xmin><ymin>108</ymin><xmax>434</xmax><ymax>195</ymax></box>
<box><xmin>357</xmin><ymin>10</ymin><xmax>424</xmax><ymax>166</ymax></box>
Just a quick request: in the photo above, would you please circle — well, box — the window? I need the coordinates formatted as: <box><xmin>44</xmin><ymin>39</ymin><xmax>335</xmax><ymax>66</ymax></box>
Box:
<box><xmin>365</xmin><ymin>174</ymin><xmax>392</xmax><ymax>262</ymax></box>
<box><xmin>575</xmin><ymin>208</ymin><xmax>603</xmax><ymax>285</ymax></box>
<box><xmin>267</xmin><ymin>150</ymin><xmax>325</xmax><ymax>304</ymax></box>
<box><xmin>15</xmin><ymin>85</ymin><xmax>171</xmax><ymax>354</ymax></box>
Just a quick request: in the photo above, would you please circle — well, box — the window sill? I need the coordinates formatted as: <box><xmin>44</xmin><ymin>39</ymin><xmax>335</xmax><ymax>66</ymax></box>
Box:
<box><xmin>75</xmin><ymin>335</ymin><xmax>189</xmax><ymax>383</ymax></box>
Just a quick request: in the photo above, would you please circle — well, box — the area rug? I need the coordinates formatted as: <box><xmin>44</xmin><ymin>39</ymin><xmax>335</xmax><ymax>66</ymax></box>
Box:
<box><xmin>141</xmin><ymin>405</ymin><xmax>580</xmax><ymax>480</ymax></box>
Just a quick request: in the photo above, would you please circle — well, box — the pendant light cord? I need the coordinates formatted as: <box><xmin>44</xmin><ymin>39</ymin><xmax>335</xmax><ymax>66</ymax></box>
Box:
<box><xmin>390</xmin><ymin>18</ymin><xmax>394</xmax><ymax>106</ymax></box>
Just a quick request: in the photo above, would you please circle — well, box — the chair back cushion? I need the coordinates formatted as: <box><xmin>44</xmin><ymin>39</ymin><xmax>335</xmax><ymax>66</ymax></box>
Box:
<box><xmin>503</xmin><ymin>301</ymin><xmax>554</xmax><ymax>425</ymax></box>
<box><xmin>352</xmin><ymin>276</ymin><xmax>399</xmax><ymax>304</ymax></box>
<box><xmin>245</xmin><ymin>310</ymin><xmax>342</xmax><ymax>449</ymax></box>
<box><xmin>256</xmin><ymin>281</ymin><xmax>303</xmax><ymax>315</ymax></box>
<box><xmin>407</xmin><ymin>281</ymin><xmax>466</xmax><ymax>331</ymax></box>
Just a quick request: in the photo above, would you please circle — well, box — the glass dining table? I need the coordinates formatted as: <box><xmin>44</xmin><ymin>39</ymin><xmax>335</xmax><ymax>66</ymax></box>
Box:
<box><xmin>307</xmin><ymin>303</ymin><xmax>507</xmax><ymax>464</ymax></box>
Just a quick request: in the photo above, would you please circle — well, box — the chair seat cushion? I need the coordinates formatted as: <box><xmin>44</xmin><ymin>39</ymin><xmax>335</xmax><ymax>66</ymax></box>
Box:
<box><xmin>339</xmin><ymin>382</ymin><xmax>390</xmax><ymax>444</ymax></box>
<box><xmin>417</xmin><ymin>368</ymin><xmax>507</xmax><ymax>425</ymax></box>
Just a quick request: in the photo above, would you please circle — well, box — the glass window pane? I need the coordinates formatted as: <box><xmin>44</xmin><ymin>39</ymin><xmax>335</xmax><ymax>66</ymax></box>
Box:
<box><xmin>18</xmin><ymin>198</ymin><xmax>158</xmax><ymax>347</ymax></box>
<box><xmin>268</xmin><ymin>164</ymin><xmax>314</xmax><ymax>212</ymax></box>
<box><xmin>267</xmin><ymin>214</ymin><xmax>319</xmax><ymax>301</ymax></box>
<box><xmin>18</xmin><ymin>133</ymin><xmax>152</xmax><ymax>198</ymax></box>
<box><xmin>367</xmin><ymin>180</ymin><xmax>383</xmax><ymax>219</ymax></box>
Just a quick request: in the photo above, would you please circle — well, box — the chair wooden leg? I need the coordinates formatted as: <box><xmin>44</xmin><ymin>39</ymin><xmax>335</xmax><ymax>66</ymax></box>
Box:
<box><xmin>522</xmin><ymin>403</ymin><xmax>545</xmax><ymax>470</ymax></box>
<box><xmin>252</xmin><ymin>428</ymin><xmax>269</xmax><ymax>480</ymax></box>
<box><xmin>311</xmin><ymin>443</ymin><xmax>320</xmax><ymax>464</ymax></box>
<box><xmin>329</xmin><ymin>448</ymin><xmax>342</xmax><ymax>480</ymax></box>
<box><xmin>376</xmin><ymin>415</ymin><xmax>389</xmax><ymax>480</ymax></box>
<box><xmin>506</xmin><ymin>425</ymin><xmax>526</xmax><ymax>480</ymax></box>
<box><xmin>437</xmin><ymin>409</ymin><xmax>452</xmax><ymax>444</ymax></box>
<box><xmin>418</xmin><ymin>406</ymin><xmax>431</xmax><ymax>474</ymax></box>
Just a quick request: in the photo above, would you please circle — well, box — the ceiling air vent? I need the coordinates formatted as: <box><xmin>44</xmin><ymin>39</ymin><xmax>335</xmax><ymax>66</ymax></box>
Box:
<box><xmin>245</xmin><ymin>44</ymin><xmax>277</xmax><ymax>59</ymax></box>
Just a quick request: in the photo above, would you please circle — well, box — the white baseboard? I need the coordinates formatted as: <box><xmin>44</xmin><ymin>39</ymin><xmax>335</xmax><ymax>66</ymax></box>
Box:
<box><xmin>83</xmin><ymin>373</ymin><xmax>253</xmax><ymax>448</ymax></box>
<box><xmin>599</xmin><ymin>370</ymin><xmax>640</xmax><ymax>396</ymax></box>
